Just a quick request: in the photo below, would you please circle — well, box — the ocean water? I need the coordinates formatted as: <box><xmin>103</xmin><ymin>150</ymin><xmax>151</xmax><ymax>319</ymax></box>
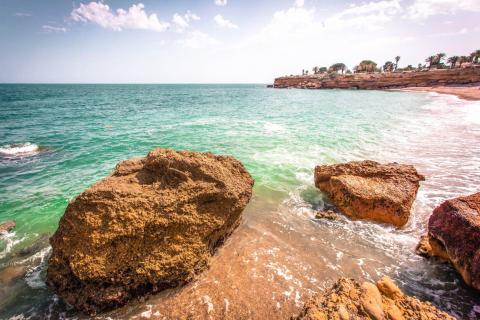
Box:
<box><xmin>0</xmin><ymin>84</ymin><xmax>479</xmax><ymax>319</ymax></box>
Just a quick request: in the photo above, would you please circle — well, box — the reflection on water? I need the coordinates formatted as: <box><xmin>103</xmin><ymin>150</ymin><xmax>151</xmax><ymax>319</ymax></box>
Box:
<box><xmin>0</xmin><ymin>86</ymin><xmax>479</xmax><ymax>319</ymax></box>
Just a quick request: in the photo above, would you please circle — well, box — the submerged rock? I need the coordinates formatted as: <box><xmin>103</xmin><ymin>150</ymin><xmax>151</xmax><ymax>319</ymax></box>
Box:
<box><xmin>0</xmin><ymin>220</ymin><xmax>16</xmax><ymax>233</ymax></box>
<box><xmin>293</xmin><ymin>276</ymin><xmax>455</xmax><ymax>320</ymax></box>
<box><xmin>315</xmin><ymin>210</ymin><xmax>338</xmax><ymax>220</ymax></box>
<box><xmin>47</xmin><ymin>148</ymin><xmax>254</xmax><ymax>315</ymax></box>
<box><xmin>314</xmin><ymin>160</ymin><xmax>424</xmax><ymax>227</ymax></box>
<box><xmin>419</xmin><ymin>192</ymin><xmax>480</xmax><ymax>290</ymax></box>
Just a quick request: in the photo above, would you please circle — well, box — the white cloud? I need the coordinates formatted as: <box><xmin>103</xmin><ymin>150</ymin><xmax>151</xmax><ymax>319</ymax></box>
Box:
<box><xmin>407</xmin><ymin>0</ymin><xmax>480</xmax><ymax>20</ymax></box>
<box><xmin>214</xmin><ymin>14</ymin><xmax>238</xmax><ymax>29</ymax></box>
<box><xmin>71</xmin><ymin>2</ymin><xmax>169</xmax><ymax>32</ymax></box>
<box><xmin>214</xmin><ymin>0</ymin><xmax>227</xmax><ymax>6</ymax></box>
<box><xmin>42</xmin><ymin>25</ymin><xmax>67</xmax><ymax>33</ymax></box>
<box><xmin>325</xmin><ymin>0</ymin><xmax>402</xmax><ymax>31</ymax></box>
<box><xmin>172</xmin><ymin>11</ymin><xmax>200</xmax><ymax>32</ymax></box>
<box><xmin>295</xmin><ymin>0</ymin><xmax>305</xmax><ymax>7</ymax></box>
<box><xmin>178</xmin><ymin>30</ymin><xmax>219</xmax><ymax>48</ymax></box>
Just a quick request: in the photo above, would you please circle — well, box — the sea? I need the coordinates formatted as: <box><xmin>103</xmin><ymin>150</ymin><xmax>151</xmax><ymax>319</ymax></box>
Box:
<box><xmin>1</xmin><ymin>84</ymin><xmax>479</xmax><ymax>319</ymax></box>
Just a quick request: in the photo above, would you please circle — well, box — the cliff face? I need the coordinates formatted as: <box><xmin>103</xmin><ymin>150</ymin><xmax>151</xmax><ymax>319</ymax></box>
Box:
<box><xmin>273</xmin><ymin>67</ymin><xmax>480</xmax><ymax>89</ymax></box>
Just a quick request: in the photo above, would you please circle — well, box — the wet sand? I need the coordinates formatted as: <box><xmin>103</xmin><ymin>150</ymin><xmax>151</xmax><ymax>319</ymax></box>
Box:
<box><xmin>400</xmin><ymin>84</ymin><xmax>480</xmax><ymax>101</ymax></box>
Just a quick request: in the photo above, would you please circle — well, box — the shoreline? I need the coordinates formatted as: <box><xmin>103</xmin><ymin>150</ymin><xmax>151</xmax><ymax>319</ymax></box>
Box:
<box><xmin>397</xmin><ymin>84</ymin><xmax>480</xmax><ymax>101</ymax></box>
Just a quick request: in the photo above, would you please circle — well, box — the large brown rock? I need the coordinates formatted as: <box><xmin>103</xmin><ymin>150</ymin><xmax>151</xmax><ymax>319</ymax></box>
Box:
<box><xmin>47</xmin><ymin>148</ymin><xmax>254</xmax><ymax>314</ymax></box>
<box><xmin>419</xmin><ymin>192</ymin><xmax>480</xmax><ymax>290</ymax></box>
<box><xmin>314</xmin><ymin>160</ymin><xmax>424</xmax><ymax>227</ymax></box>
<box><xmin>293</xmin><ymin>276</ymin><xmax>455</xmax><ymax>320</ymax></box>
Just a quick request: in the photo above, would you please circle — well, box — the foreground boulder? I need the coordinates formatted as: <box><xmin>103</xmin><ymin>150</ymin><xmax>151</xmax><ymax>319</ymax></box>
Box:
<box><xmin>314</xmin><ymin>161</ymin><xmax>424</xmax><ymax>227</ymax></box>
<box><xmin>47</xmin><ymin>148</ymin><xmax>254</xmax><ymax>314</ymax></box>
<box><xmin>294</xmin><ymin>276</ymin><xmax>455</xmax><ymax>320</ymax></box>
<box><xmin>416</xmin><ymin>192</ymin><xmax>480</xmax><ymax>290</ymax></box>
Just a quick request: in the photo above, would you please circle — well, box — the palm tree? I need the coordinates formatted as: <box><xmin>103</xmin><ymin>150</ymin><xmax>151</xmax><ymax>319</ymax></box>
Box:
<box><xmin>425</xmin><ymin>56</ymin><xmax>435</xmax><ymax>68</ymax></box>
<box><xmin>356</xmin><ymin>60</ymin><xmax>377</xmax><ymax>73</ymax></box>
<box><xmin>447</xmin><ymin>56</ymin><xmax>459</xmax><ymax>68</ymax></box>
<box><xmin>434</xmin><ymin>53</ymin><xmax>446</xmax><ymax>65</ymax></box>
<box><xmin>383</xmin><ymin>61</ymin><xmax>394</xmax><ymax>72</ymax></box>
<box><xmin>471</xmin><ymin>50</ymin><xmax>480</xmax><ymax>64</ymax></box>
<box><xmin>394</xmin><ymin>56</ymin><xmax>400</xmax><ymax>71</ymax></box>
<box><xmin>329</xmin><ymin>63</ymin><xmax>347</xmax><ymax>74</ymax></box>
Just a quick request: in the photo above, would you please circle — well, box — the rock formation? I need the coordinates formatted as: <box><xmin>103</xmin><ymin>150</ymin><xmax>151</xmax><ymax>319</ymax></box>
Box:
<box><xmin>47</xmin><ymin>148</ymin><xmax>254</xmax><ymax>315</ymax></box>
<box><xmin>273</xmin><ymin>67</ymin><xmax>480</xmax><ymax>89</ymax></box>
<box><xmin>294</xmin><ymin>276</ymin><xmax>455</xmax><ymax>320</ymax></box>
<box><xmin>0</xmin><ymin>220</ymin><xmax>16</xmax><ymax>233</ymax></box>
<box><xmin>416</xmin><ymin>192</ymin><xmax>480</xmax><ymax>290</ymax></box>
<box><xmin>314</xmin><ymin>160</ymin><xmax>424</xmax><ymax>227</ymax></box>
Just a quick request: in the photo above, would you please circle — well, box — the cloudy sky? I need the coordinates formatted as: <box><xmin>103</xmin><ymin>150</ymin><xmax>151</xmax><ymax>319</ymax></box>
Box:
<box><xmin>1</xmin><ymin>0</ymin><xmax>479</xmax><ymax>83</ymax></box>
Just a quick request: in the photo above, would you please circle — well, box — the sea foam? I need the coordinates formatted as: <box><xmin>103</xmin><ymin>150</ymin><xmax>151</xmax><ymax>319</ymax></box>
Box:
<box><xmin>0</xmin><ymin>143</ymin><xmax>40</xmax><ymax>156</ymax></box>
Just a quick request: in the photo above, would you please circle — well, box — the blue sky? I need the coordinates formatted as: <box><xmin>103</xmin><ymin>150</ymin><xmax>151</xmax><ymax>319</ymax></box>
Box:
<box><xmin>1</xmin><ymin>0</ymin><xmax>479</xmax><ymax>83</ymax></box>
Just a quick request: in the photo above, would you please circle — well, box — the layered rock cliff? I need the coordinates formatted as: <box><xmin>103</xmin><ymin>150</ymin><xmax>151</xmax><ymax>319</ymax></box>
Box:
<box><xmin>273</xmin><ymin>67</ymin><xmax>480</xmax><ymax>89</ymax></box>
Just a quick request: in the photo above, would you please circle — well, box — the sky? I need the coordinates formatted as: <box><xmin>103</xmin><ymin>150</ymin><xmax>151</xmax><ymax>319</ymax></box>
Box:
<box><xmin>1</xmin><ymin>0</ymin><xmax>479</xmax><ymax>83</ymax></box>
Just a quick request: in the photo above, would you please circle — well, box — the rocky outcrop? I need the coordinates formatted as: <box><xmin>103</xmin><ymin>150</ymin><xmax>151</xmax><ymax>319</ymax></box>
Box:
<box><xmin>294</xmin><ymin>276</ymin><xmax>455</xmax><ymax>320</ymax></box>
<box><xmin>0</xmin><ymin>220</ymin><xmax>16</xmax><ymax>233</ymax></box>
<box><xmin>274</xmin><ymin>67</ymin><xmax>480</xmax><ymax>89</ymax></box>
<box><xmin>47</xmin><ymin>148</ymin><xmax>254</xmax><ymax>315</ymax></box>
<box><xmin>314</xmin><ymin>161</ymin><xmax>424</xmax><ymax>227</ymax></box>
<box><xmin>417</xmin><ymin>192</ymin><xmax>480</xmax><ymax>290</ymax></box>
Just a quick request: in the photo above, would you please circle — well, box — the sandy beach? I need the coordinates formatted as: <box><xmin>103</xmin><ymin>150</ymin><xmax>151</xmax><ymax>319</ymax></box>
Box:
<box><xmin>400</xmin><ymin>84</ymin><xmax>480</xmax><ymax>101</ymax></box>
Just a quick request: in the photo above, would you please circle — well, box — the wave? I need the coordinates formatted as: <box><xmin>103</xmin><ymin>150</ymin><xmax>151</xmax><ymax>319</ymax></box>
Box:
<box><xmin>0</xmin><ymin>143</ymin><xmax>40</xmax><ymax>157</ymax></box>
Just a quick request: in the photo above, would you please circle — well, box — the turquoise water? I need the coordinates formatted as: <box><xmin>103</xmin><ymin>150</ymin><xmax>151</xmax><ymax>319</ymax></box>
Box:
<box><xmin>1</xmin><ymin>84</ymin><xmax>480</xmax><ymax>319</ymax></box>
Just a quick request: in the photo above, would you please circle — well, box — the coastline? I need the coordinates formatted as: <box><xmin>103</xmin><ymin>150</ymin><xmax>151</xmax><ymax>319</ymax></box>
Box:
<box><xmin>397</xmin><ymin>84</ymin><xmax>480</xmax><ymax>101</ymax></box>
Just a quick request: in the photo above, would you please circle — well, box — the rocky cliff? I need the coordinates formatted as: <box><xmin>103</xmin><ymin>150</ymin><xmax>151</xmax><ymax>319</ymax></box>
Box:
<box><xmin>273</xmin><ymin>67</ymin><xmax>480</xmax><ymax>89</ymax></box>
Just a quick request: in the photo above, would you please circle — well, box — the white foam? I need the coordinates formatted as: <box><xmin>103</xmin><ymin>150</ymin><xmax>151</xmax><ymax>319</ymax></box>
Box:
<box><xmin>0</xmin><ymin>143</ymin><xmax>39</xmax><ymax>156</ymax></box>
<box><xmin>0</xmin><ymin>232</ymin><xmax>25</xmax><ymax>259</ymax></box>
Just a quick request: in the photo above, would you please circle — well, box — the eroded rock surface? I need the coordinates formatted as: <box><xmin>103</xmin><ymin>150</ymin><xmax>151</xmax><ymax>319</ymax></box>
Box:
<box><xmin>293</xmin><ymin>276</ymin><xmax>455</xmax><ymax>320</ymax></box>
<box><xmin>419</xmin><ymin>192</ymin><xmax>480</xmax><ymax>290</ymax></box>
<box><xmin>314</xmin><ymin>160</ymin><xmax>424</xmax><ymax>227</ymax></box>
<box><xmin>47</xmin><ymin>148</ymin><xmax>254</xmax><ymax>314</ymax></box>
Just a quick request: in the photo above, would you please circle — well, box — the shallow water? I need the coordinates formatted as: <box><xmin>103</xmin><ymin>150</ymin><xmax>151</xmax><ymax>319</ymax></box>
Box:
<box><xmin>0</xmin><ymin>84</ymin><xmax>479</xmax><ymax>319</ymax></box>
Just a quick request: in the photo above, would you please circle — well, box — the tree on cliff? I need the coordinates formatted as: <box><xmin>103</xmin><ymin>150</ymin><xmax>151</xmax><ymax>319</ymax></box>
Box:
<box><xmin>329</xmin><ymin>63</ymin><xmax>347</xmax><ymax>74</ymax></box>
<box><xmin>383</xmin><ymin>61</ymin><xmax>394</xmax><ymax>72</ymax></box>
<box><xmin>471</xmin><ymin>50</ymin><xmax>480</xmax><ymax>64</ymax></box>
<box><xmin>319</xmin><ymin>67</ymin><xmax>328</xmax><ymax>73</ymax></box>
<box><xmin>425</xmin><ymin>56</ymin><xmax>435</xmax><ymax>68</ymax></box>
<box><xmin>447</xmin><ymin>56</ymin><xmax>459</xmax><ymax>68</ymax></box>
<box><xmin>313</xmin><ymin>66</ymin><xmax>319</xmax><ymax>74</ymax></box>
<box><xmin>355</xmin><ymin>60</ymin><xmax>377</xmax><ymax>73</ymax></box>
<box><xmin>434</xmin><ymin>53</ymin><xmax>446</xmax><ymax>65</ymax></box>
<box><xmin>394</xmin><ymin>56</ymin><xmax>400</xmax><ymax>70</ymax></box>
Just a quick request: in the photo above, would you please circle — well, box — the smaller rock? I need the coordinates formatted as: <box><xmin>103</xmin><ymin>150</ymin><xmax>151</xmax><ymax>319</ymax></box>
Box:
<box><xmin>376</xmin><ymin>276</ymin><xmax>403</xmax><ymax>300</ymax></box>
<box><xmin>415</xmin><ymin>235</ymin><xmax>449</xmax><ymax>261</ymax></box>
<box><xmin>293</xmin><ymin>276</ymin><xmax>455</xmax><ymax>320</ymax></box>
<box><xmin>360</xmin><ymin>282</ymin><xmax>384</xmax><ymax>320</ymax></box>
<box><xmin>0</xmin><ymin>220</ymin><xmax>16</xmax><ymax>233</ymax></box>
<box><xmin>315</xmin><ymin>210</ymin><xmax>338</xmax><ymax>220</ymax></box>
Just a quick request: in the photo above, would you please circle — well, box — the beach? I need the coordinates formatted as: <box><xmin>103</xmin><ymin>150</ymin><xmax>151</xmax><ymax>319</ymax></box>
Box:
<box><xmin>400</xmin><ymin>84</ymin><xmax>480</xmax><ymax>101</ymax></box>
